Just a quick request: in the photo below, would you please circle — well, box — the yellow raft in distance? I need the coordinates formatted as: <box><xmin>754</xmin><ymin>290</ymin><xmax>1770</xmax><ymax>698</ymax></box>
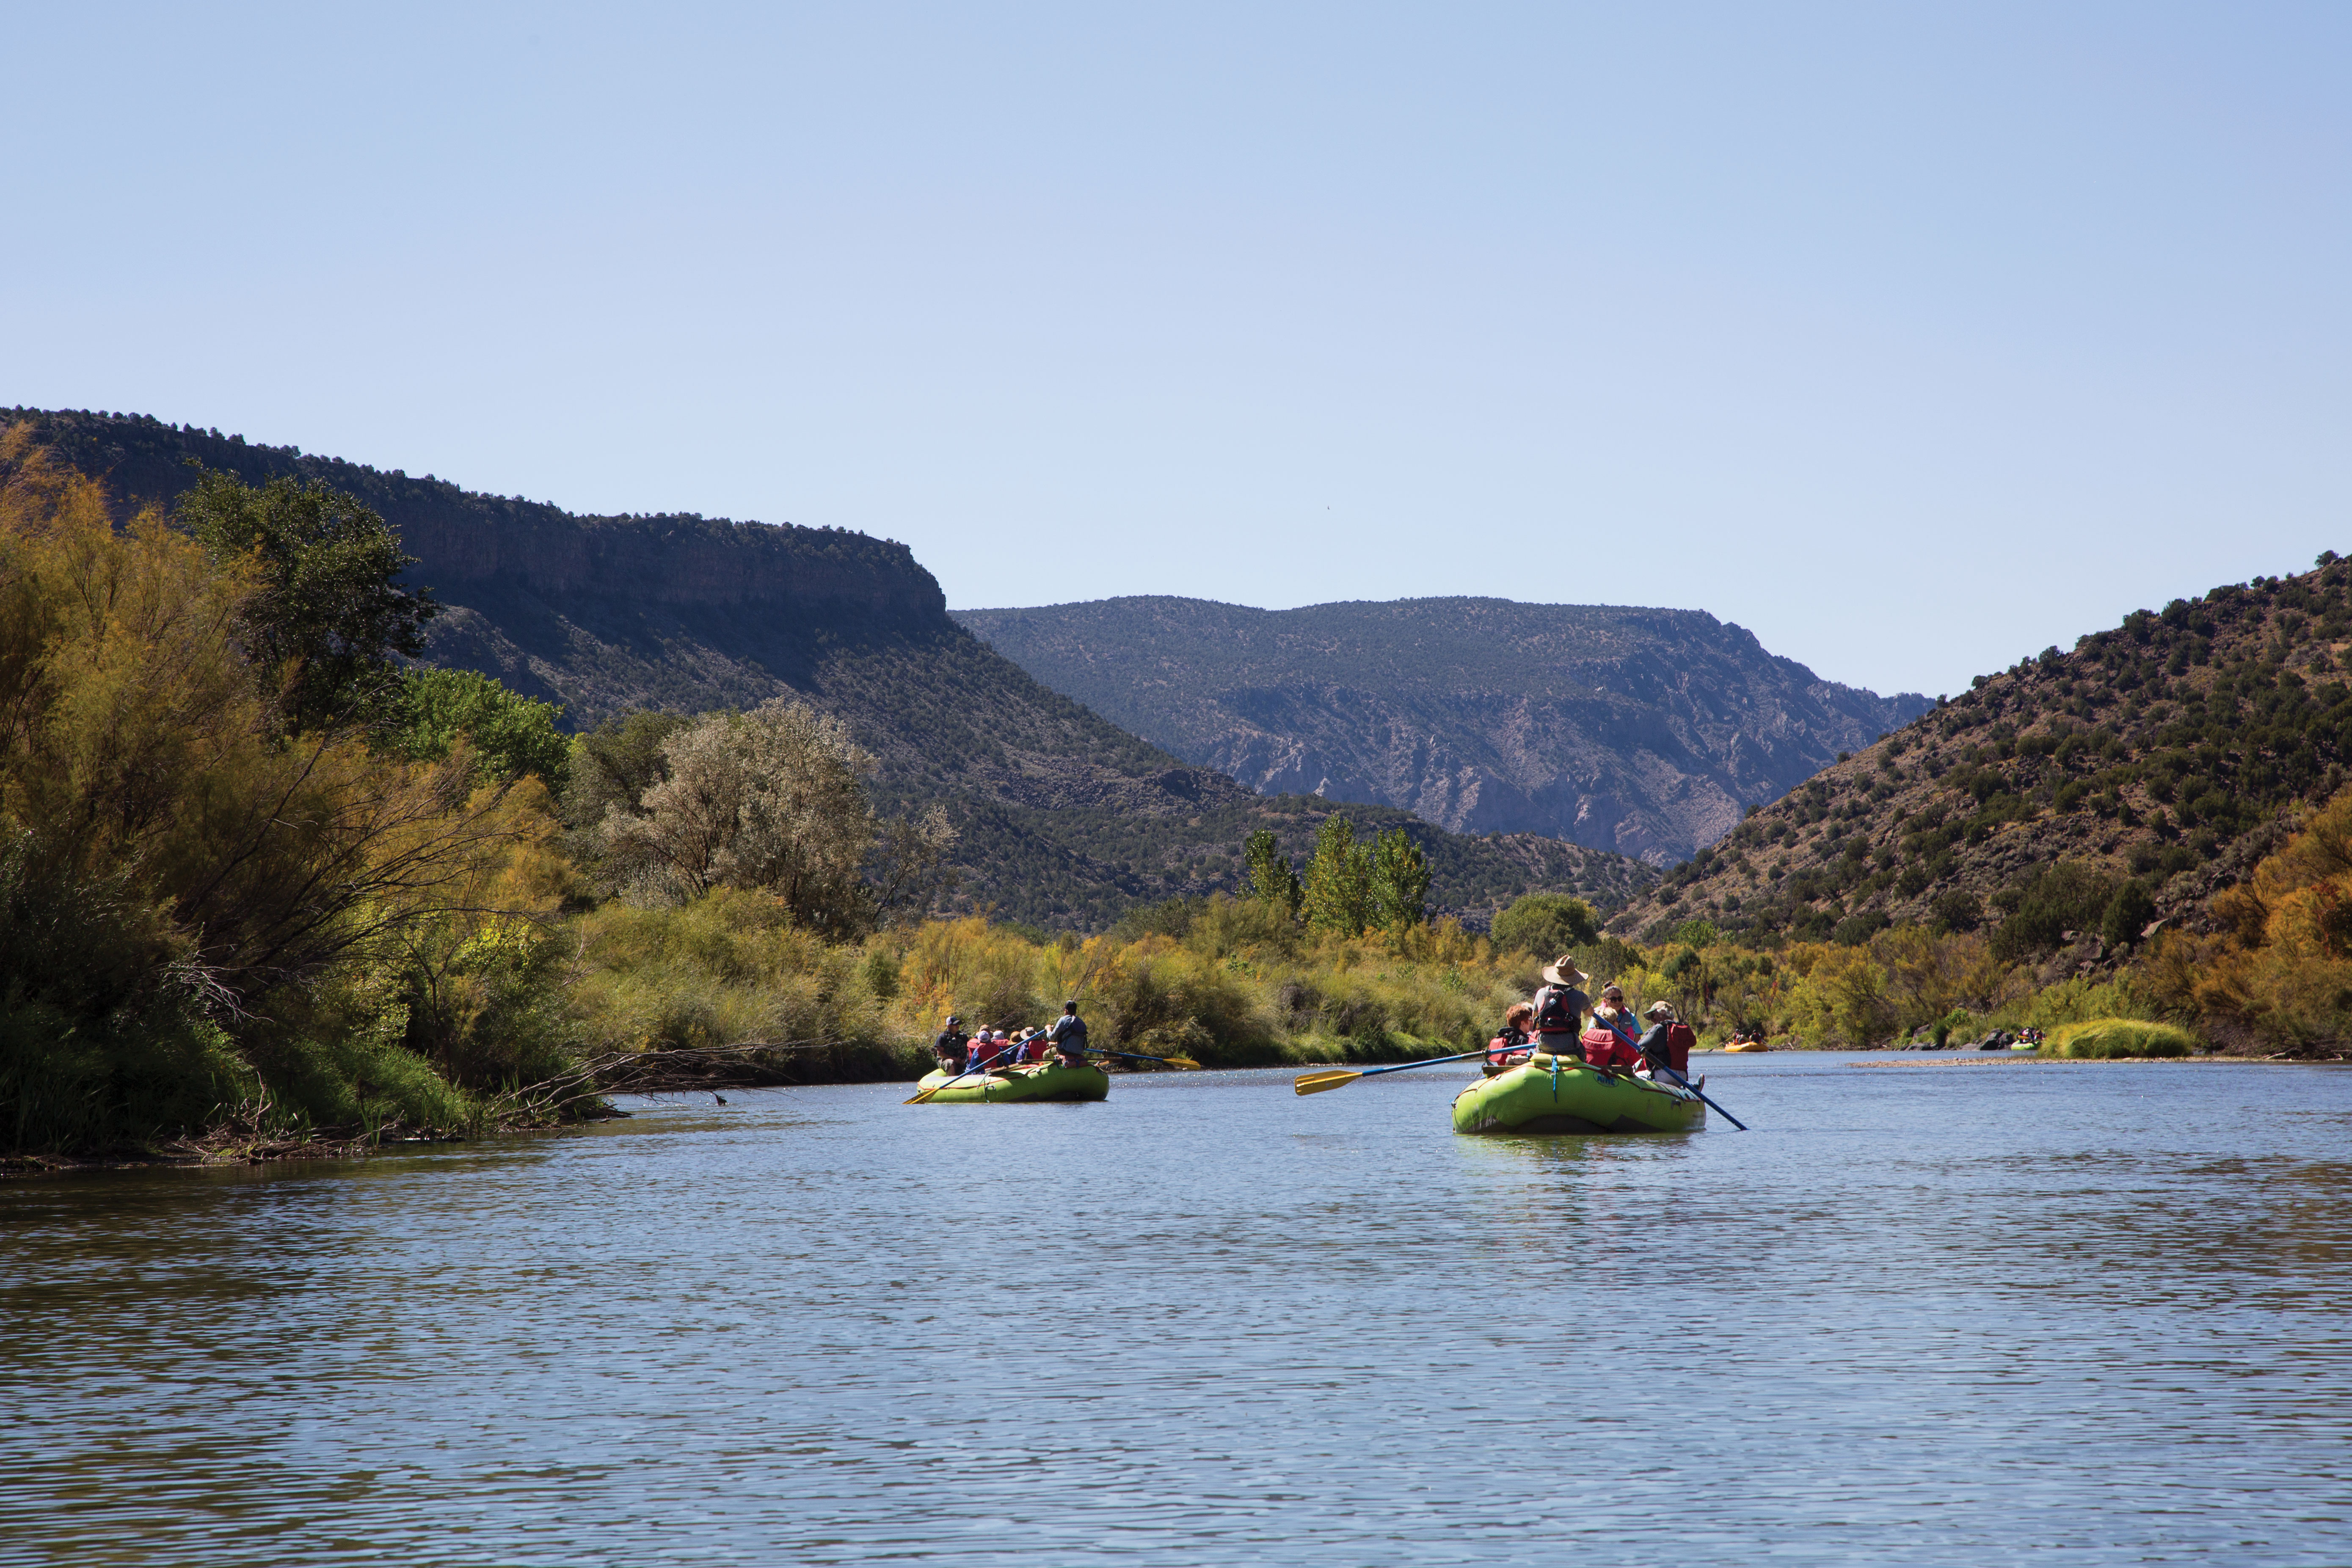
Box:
<box><xmin>913</xmin><ymin>1061</ymin><xmax>1110</xmax><ymax>1103</ymax></box>
<box><xmin>1451</xmin><ymin>1054</ymin><xmax>1705</xmax><ymax>1135</ymax></box>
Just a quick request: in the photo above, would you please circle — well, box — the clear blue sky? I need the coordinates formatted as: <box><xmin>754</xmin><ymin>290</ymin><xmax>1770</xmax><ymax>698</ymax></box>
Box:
<box><xmin>8</xmin><ymin>3</ymin><xmax>2347</xmax><ymax>699</ymax></box>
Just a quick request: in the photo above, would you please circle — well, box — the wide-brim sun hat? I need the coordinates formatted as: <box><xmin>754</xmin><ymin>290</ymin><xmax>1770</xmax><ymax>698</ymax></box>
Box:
<box><xmin>1646</xmin><ymin>1002</ymin><xmax>1674</xmax><ymax>1019</ymax></box>
<box><xmin>1541</xmin><ymin>956</ymin><xmax>1589</xmax><ymax>987</ymax></box>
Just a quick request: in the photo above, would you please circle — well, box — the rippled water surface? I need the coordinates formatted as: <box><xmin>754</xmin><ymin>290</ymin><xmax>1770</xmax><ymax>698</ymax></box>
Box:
<box><xmin>4</xmin><ymin>1054</ymin><xmax>2350</xmax><ymax>1566</ymax></box>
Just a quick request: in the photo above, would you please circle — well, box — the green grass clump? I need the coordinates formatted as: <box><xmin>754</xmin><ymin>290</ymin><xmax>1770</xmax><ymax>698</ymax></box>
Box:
<box><xmin>2045</xmin><ymin>1018</ymin><xmax>2201</xmax><ymax>1058</ymax></box>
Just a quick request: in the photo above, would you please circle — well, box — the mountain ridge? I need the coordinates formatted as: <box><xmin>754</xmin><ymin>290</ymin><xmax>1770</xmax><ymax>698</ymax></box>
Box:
<box><xmin>955</xmin><ymin>594</ymin><xmax>1930</xmax><ymax>864</ymax></box>
<box><xmin>1612</xmin><ymin>553</ymin><xmax>2352</xmax><ymax>959</ymax></box>
<box><xmin>9</xmin><ymin>408</ymin><xmax>1655</xmax><ymax>928</ymax></box>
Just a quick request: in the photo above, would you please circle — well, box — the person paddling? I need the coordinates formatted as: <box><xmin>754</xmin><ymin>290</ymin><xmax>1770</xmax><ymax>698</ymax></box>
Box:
<box><xmin>934</xmin><ymin>1015</ymin><xmax>971</xmax><ymax>1075</ymax></box>
<box><xmin>1046</xmin><ymin>1000</ymin><xmax>1090</xmax><ymax>1067</ymax></box>
<box><xmin>1635</xmin><ymin>1001</ymin><xmax>1703</xmax><ymax>1089</ymax></box>
<box><xmin>1531</xmin><ymin>956</ymin><xmax>1592</xmax><ymax>1061</ymax></box>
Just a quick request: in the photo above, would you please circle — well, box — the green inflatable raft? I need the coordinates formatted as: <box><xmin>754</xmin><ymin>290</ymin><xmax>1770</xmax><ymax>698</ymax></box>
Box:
<box><xmin>913</xmin><ymin>1061</ymin><xmax>1110</xmax><ymax>1104</ymax></box>
<box><xmin>1451</xmin><ymin>1053</ymin><xmax>1705</xmax><ymax>1135</ymax></box>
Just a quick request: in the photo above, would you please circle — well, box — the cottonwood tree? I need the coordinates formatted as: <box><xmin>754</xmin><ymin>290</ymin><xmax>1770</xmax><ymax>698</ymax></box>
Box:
<box><xmin>1302</xmin><ymin>815</ymin><xmax>1376</xmax><ymax>937</ymax></box>
<box><xmin>1243</xmin><ymin>828</ymin><xmax>1302</xmax><ymax>919</ymax></box>
<box><xmin>1489</xmin><ymin>893</ymin><xmax>1599</xmax><ymax>956</ymax></box>
<box><xmin>176</xmin><ymin>468</ymin><xmax>438</xmax><ymax>733</ymax></box>
<box><xmin>597</xmin><ymin>697</ymin><xmax>954</xmax><ymax>931</ymax></box>
<box><xmin>1368</xmin><ymin>828</ymin><xmax>1432</xmax><ymax>931</ymax></box>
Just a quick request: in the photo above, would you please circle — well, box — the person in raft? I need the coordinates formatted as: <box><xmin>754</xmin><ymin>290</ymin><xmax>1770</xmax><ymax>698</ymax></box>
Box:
<box><xmin>1635</xmin><ymin>1002</ymin><xmax>1703</xmax><ymax>1089</ymax></box>
<box><xmin>1531</xmin><ymin>956</ymin><xmax>1592</xmax><ymax>1060</ymax></box>
<box><xmin>1591</xmin><ymin>982</ymin><xmax>1639</xmax><ymax>1038</ymax></box>
<box><xmin>934</xmin><ymin>1015</ymin><xmax>971</xmax><ymax>1075</ymax></box>
<box><xmin>1046</xmin><ymin>1000</ymin><xmax>1090</xmax><ymax>1067</ymax></box>
<box><xmin>1483</xmin><ymin>1000</ymin><xmax>1537</xmax><ymax>1075</ymax></box>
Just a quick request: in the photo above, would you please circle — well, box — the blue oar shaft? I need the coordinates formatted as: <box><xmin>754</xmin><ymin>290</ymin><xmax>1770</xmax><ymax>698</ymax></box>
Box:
<box><xmin>1348</xmin><ymin>1047</ymin><xmax>1493</xmax><ymax>1077</ymax></box>
<box><xmin>1599</xmin><ymin>1016</ymin><xmax>1748</xmax><ymax>1131</ymax></box>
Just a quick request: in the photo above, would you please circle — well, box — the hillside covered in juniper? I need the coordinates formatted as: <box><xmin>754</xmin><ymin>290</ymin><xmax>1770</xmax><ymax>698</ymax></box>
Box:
<box><xmin>954</xmin><ymin>596</ymin><xmax>1931</xmax><ymax>865</ymax></box>
<box><xmin>12</xmin><ymin>408</ymin><xmax>1653</xmax><ymax>929</ymax></box>
<box><xmin>1612</xmin><ymin>554</ymin><xmax>2352</xmax><ymax>964</ymax></box>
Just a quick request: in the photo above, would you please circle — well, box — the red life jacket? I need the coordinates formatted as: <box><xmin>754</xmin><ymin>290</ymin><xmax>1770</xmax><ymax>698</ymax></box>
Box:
<box><xmin>1665</xmin><ymin>1022</ymin><xmax>1697</xmax><ymax>1072</ymax></box>
<box><xmin>1581</xmin><ymin>1028</ymin><xmax>1639</xmax><ymax>1069</ymax></box>
<box><xmin>1486</xmin><ymin>1029</ymin><xmax>1532</xmax><ymax>1068</ymax></box>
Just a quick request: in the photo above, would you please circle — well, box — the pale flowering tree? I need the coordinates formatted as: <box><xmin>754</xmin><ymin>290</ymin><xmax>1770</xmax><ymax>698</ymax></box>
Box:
<box><xmin>598</xmin><ymin>697</ymin><xmax>954</xmax><ymax>931</ymax></box>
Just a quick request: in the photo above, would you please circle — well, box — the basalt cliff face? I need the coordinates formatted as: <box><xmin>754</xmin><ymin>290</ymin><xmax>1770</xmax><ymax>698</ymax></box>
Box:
<box><xmin>956</xmin><ymin>596</ymin><xmax>1932</xmax><ymax>865</ymax></box>
<box><xmin>14</xmin><ymin>410</ymin><xmax>1654</xmax><ymax>928</ymax></box>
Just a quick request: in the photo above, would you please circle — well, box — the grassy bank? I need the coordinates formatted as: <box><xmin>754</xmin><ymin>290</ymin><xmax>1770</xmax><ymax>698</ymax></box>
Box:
<box><xmin>565</xmin><ymin>896</ymin><xmax>1530</xmax><ymax>1078</ymax></box>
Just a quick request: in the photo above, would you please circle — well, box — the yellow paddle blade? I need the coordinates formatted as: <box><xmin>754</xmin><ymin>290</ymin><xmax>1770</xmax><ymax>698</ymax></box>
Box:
<box><xmin>1293</xmin><ymin>1070</ymin><xmax>1362</xmax><ymax>1096</ymax></box>
<box><xmin>902</xmin><ymin>1088</ymin><xmax>940</xmax><ymax>1105</ymax></box>
<box><xmin>1169</xmin><ymin>1056</ymin><xmax>1203</xmax><ymax>1071</ymax></box>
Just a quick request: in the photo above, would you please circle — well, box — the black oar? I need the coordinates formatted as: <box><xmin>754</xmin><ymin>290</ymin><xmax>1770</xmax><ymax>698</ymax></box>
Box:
<box><xmin>1600</xmin><ymin>1016</ymin><xmax>1748</xmax><ymax>1131</ymax></box>
<box><xmin>1294</xmin><ymin>1046</ymin><xmax>1493</xmax><ymax>1096</ymax></box>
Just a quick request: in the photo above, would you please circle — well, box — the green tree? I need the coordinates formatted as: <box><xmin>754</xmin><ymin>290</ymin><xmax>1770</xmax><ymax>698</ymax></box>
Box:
<box><xmin>381</xmin><ymin>669</ymin><xmax>570</xmax><ymax>791</ymax></box>
<box><xmin>177</xmin><ymin>468</ymin><xmax>437</xmax><ymax>732</ymax></box>
<box><xmin>563</xmin><ymin>711</ymin><xmax>692</xmax><ymax>829</ymax></box>
<box><xmin>1989</xmin><ymin>861</ymin><xmax>2118</xmax><ymax>960</ymax></box>
<box><xmin>1369</xmin><ymin>828</ymin><xmax>1433</xmax><ymax>931</ymax></box>
<box><xmin>1490</xmin><ymin>892</ymin><xmax>1598</xmax><ymax>955</ymax></box>
<box><xmin>2101</xmin><ymin>879</ymin><xmax>2158</xmax><ymax>949</ymax></box>
<box><xmin>1243</xmin><ymin>828</ymin><xmax>1303</xmax><ymax>919</ymax></box>
<box><xmin>1301</xmin><ymin>814</ymin><xmax>1375</xmax><ymax>937</ymax></box>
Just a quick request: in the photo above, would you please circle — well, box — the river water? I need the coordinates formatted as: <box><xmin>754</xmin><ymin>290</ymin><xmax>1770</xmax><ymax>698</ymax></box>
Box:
<box><xmin>3</xmin><ymin>1054</ymin><xmax>2348</xmax><ymax>1566</ymax></box>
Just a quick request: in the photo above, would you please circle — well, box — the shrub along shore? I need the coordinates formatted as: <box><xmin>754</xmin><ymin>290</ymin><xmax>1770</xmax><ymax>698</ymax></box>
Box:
<box><xmin>3</xmin><ymin>435</ymin><xmax>2336</xmax><ymax>1170</ymax></box>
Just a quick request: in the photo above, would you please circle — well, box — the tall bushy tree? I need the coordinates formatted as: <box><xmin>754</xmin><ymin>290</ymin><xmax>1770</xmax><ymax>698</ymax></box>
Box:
<box><xmin>1302</xmin><ymin>814</ymin><xmax>1376</xmax><ymax>937</ymax></box>
<box><xmin>1369</xmin><ymin>828</ymin><xmax>1432</xmax><ymax>931</ymax></box>
<box><xmin>1489</xmin><ymin>893</ymin><xmax>1598</xmax><ymax>956</ymax></box>
<box><xmin>1243</xmin><ymin>828</ymin><xmax>1302</xmax><ymax>919</ymax></box>
<box><xmin>381</xmin><ymin>668</ymin><xmax>570</xmax><ymax>791</ymax></box>
<box><xmin>176</xmin><ymin>468</ymin><xmax>437</xmax><ymax>733</ymax></box>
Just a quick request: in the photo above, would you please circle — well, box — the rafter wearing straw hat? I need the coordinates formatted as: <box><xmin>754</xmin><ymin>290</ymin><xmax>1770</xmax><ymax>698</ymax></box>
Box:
<box><xmin>1531</xmin><ymin>955</ymin><xmax>1591</xmax><ymax>1056</ymax></box>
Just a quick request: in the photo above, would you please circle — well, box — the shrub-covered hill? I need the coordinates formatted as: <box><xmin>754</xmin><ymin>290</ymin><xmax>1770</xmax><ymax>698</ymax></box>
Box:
<box><xmin>1611</xmin><ymin>554</ymin><xmax>2352</xmax><ymax>960</ymax></box>
<box><xmin>14</xmin><ymin>408</ymin><xmax>1654</xmax><ymax>930</ymax></box>
<box><xmin>955</xmin><ymin>595</ymin><xmax>1931</xmax><ymax>864</ymax></box>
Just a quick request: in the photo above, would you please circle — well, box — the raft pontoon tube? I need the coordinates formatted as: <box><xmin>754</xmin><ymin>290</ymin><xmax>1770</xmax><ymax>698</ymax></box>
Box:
<box><xmin>912</xmin><ymin>1061</ymin><xmax>1110</xmax><ymax>1103</ymax></box>
<box><xmin>1452</xmin><ymin>1053</ymin><xmax>1705</xmax><ymax>1135</ymax></box>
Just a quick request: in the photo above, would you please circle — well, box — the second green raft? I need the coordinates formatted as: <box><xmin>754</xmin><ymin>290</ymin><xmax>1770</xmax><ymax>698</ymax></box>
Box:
<box><xmin>913</xmin><ymin>1061</ymin><xmax>1110</xmax><ymax>1103</ymax></box>
<box><xmin>1452</xmin><ymin>1053</ymin><xmax>1706</xmax><ymax>1135</ymax></box>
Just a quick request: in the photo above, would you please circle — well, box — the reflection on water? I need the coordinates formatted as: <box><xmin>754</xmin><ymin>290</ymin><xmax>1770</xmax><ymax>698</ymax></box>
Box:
<box><xmin>3</xmin><ymin>1058</ymin><xmax>2349</xmax><ymax>1565</ymax></box>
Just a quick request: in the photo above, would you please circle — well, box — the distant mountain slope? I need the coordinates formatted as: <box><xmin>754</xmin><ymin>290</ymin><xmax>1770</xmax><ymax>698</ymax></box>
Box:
<box><xmin>14</xmin><ymin>409</ymin><xmax>1655</xmax><ymax>928</ymax></box>
<box><xmin>1613</xmin><ymin>555</ymin><xmax>2352</xmax><ymax>948</ymax></box>
<box><xmin>955</xmin><ymin>596</ymin><xmax>1931</xmax><ymax>865</ymax></box>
